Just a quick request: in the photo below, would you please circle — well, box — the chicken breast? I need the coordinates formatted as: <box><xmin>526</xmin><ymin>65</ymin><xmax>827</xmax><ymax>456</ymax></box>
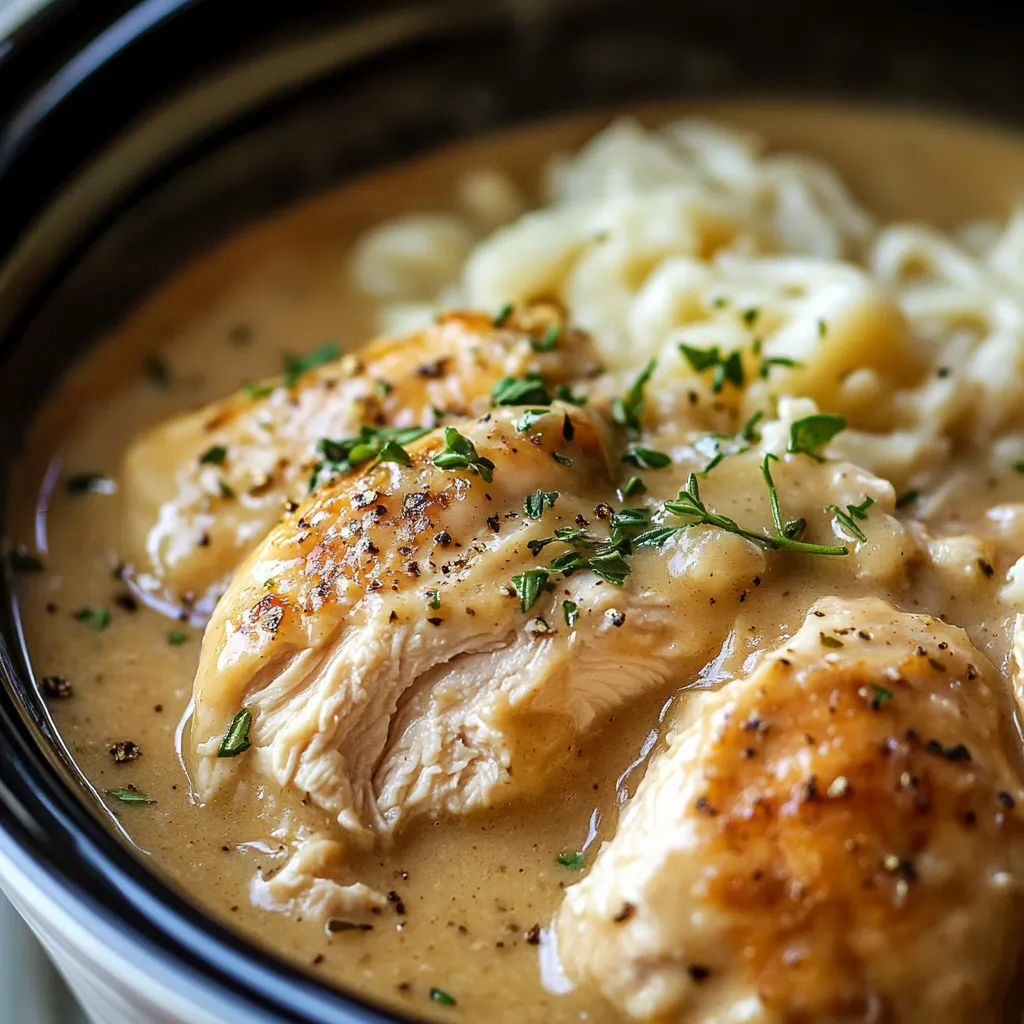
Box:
<box><xmin>188</xmin><ymin>403</ymin><xmax>772</xmax><ymax>846</ymax></box>
<box><xmin>121</xmin><ymin>307</ymin><xmax>600</xmax><ymax>617</ymax></box>
<box><xmin>557</xmin><ymin>597</ymin><xmax>1024</xmax><ymax>1023</ymax></box>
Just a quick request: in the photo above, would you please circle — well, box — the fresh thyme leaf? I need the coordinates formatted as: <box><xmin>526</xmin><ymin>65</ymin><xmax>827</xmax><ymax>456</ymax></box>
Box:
<box><xmin>895</xmin><ymin>489</ymin><xmax>920</xmax><ymax>509</ymax></box>
<box><xmin>740</xmin><ymin>410</ymin><xmax>765</xmax><ymax>442</ymax></box>
<box><xmin>787</xmin><ymin>414</ymin><xmax>846</xmax><ymax>462</ymax></box>
<box><xmin>73</xmin><ymin>607</ymin><xmax>110</xmax><ymax>632</ymax></box>
<box><xmin>868</xmin><ymin>683</ymin><xmax>894</xmax><ymax>708</ymax></box>
<box><xmin>611</xmin><ymin>358</ymin><xmax>656</xmax><ymax>432</ymax></box>
<box><xmin>556</xmin><ymin>850</ymin><xmax>585</xmax><ymax>870</ymax></box>
<box><xmin>67</xmin><ymin>473</ymin><xmax>113</xmax><ymax>495</ymax></box>
<box><xmin>553</xmin><ymin>383</ymin><xmax>588</xmax><ymax>406</ymax></box>
<box><xmin>432</xmin><ymin>427</ymin><xmax>495</xmax><ymax>482</ymax></box>
<box><xmin>524</xmin><ymin>489</ymin><xmax>559</xmax><ymax>519</ymax></box>
<box><xmin>563</xmin><ymin>600</ymin><xmax>579</xmax><ymax>627</ymax></box>
<box><xmin>760</xmin><ymin>455</ymin><xmax>848</xmax><ymax>555</ymax></box>
<box><xmin>711</xmin><ymin>296</ymin><xmax>728</xmax><ymax>309</ymax></box>
<box><xmin>759</xmin><ymin>356</ymin><xmax>802</xmax><ymax>379</ymax></box>
<box><xmin>511</xmin><ymin>569</ymin><xmax>549</xmax><ymax>613</ymax></box>
<box><xmin>678</xmin><ymin>343</ymin><xmax>745</xmax><ymax>393</ymax></box>
<box><xmin>741</xmin><ymin>307</ymin><xmax>760</xmax><ymax>326</ymax></box>
<box><xmin>375</xmin><ymin>440</ymin><xmax>413</xmax><ymax>467</ymax></box>
<box><xmin>217</xmin><ymin>709</ymin><xmax>252</xmax><ymax>758</ymax></box>
<box><xmin>516</xmin><ymin>408</ymin><xmax>550</xmax><ymax>432</ymax></box>
<box><xmin>106</xmin><ymin>787</ymin><xmax>153</xmax><ymax>804</ymax></box>
<box><xmin>622</xmin><ymin>446</ymin><xmax>671</xmax><ymax>470</ymax></box>
<box><xmin>552</xmin><ymin>452</ymin><xmax>573</xmax><ymax>466</ymax></box>
<box><xmin>826</xmin><ymin>496</ymin><xmax>875</xmax><ymax>543</ymax></box>
<box><xmin>282</xmin><ymin>341</ymin><xmax>340</xmax><ymax>387</ymax></box>
<box><xmin>244</xmin><ymin>381</ymin><xmax>275</xmax><ymax>400</ymax></box>
<box><xmin>429</xmin><ymin>988</ymin><xmax>457</xmax><ymax>1007</ymax></box>
<box><xmin>678</xmin><ymin>344</ymin><xmax>721</xmax><ymax>373</ymax></box>
<box><xmin>144</xmin><ymin>355</ymin><xmax>171</xmax><ymax>389</ymax></box>
<box><xmin>167</xmin><ymin>630</ymin><xmax>188</xmax><ymax>646</ymax></box>
<box><xmin>532</xmin><ymin>324</ymin><xmax>561</xmax><ymax>352</ymax></box>
<box><xmin>491</xmin><ymin>375</ymin><xmax>552</xmax><ymax>406</ymax></box>
<box><xmin>492</xmin><ymin>302</ymin><xmax>514</xmax><ymax>327</ymax></box>
<box><xmin>818</xmin><ymin>318</ymin><xmax>828</xmax><ymax>338</ymax></box>
<box><xmin>610</xmin><ymin>507</ymin><xmax>652</xmax><ymax>530</ymax></box>
<box><xmin>427</xmin><ymin>590</ymin><xmax>441</xmax><ymax>611</ymax></box>
<box><xmin>8</xmin><ymin>547</ymin><xmax>43</xmax><ymax>573</ymax></box>
<box><xmin>198</xmin><ymin>445</ymin><xmax>227</xmax><ymax>466</ymax></box>
<box><xmin>620</xmin><ymin>476</ymin><xmax>647</xmax><ymax>499</ymax></box>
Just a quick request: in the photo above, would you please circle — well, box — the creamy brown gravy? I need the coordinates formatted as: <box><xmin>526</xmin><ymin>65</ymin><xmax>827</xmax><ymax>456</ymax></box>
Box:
<box><xmin>10</xmin><ymin>100</ymin><xmax>1024</xmax><ymax>1022</ymax></box>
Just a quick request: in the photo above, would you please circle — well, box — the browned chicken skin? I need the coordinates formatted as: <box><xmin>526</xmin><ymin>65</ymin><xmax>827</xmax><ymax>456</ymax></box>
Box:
<box><xmin>121</xmin><ymin>307</ymin><xmax>600</xmax><ymax>616</ymax></box>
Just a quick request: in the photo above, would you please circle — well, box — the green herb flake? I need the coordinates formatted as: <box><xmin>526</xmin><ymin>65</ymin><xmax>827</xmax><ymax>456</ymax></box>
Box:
<box><xmin>868</xmin><ymin>683</ymin><xmax>894</xmax><ymax>708</ymax></box>
<box><xmin>167</xmin><ymin>630</ymin><xmax>188</xmax><ymax>646</ymax></box>
<box><xmin>552</xmin><ymin>452</ymin><xmax>573</xmax><ymax>466</ymax></box>
<box><xmin>787</xmin><ymin>414</ymin><xmax>846</xmax><ymax>462</ymax></box>
<box><xmin>73</xmin><ymin>607</ymin><xmax>111</xmax><ymax>632</ymax></box>
<box><xmin>622</xmin><ymin>446</ymin><xmax>671</xmax><ymax>470</ymax></box>
<box><xmin>492</xmin><ymin>302</ymin><xmax>514</xmax><ymax>327</ymax></box>
<box><xmin>556</xmin><ymin>850</ymin><xmax>585</xmax><ymax>871</ymax></box>
<box><xmin>759</xmin><ymin>356</ymin><xmax>802</xmax><ymax>380</ymax></box>
<box><xmin>376</xmin><ymin>440</ymin><xmax>413</xmax><ymax>467</ymax></box>
<box><xmin>429</xmin><ymin>988</ymin><xmax>457</xmax><ymax>1007</ymax></box>
<box><xmin>532</xmin><ymin>324</ymin><xmax>561</xmax><ymax>352</ymax></box>
<box><xmin>427</xmin><ymin>590</ymin><xmax>441</xmax><ymax>611</ymax></box>
<box><xmin>144</xmin><ymin>355</ymin><xmax>172</xmax><ymax>389</ymax></box>
<box><xmin>432</xmin><ymin>427</ymin><xmax>495</xmax><ymax>483</ymax></box>
<box><xmin>516</xmin><ymin>408</ymin><xmax>549</xmax><ymax>432</ymax></box>
<box><xmin>1015</xmin><ymin>463</ymin><xmax>1024</xmax><ymax>475</ymax></box>
<box><xmin>511</xmin><ymin>569</ymin><xmax>550</xmax><ymax>613</ymax></box>
<box><xmin>895</xmin><ymin>489</ymin><xmax>920</xmax><ymax>509</ymax></box>
<box><xmin>611</xmin><ymin>358</ymin><xmax>656</xmax><ymax>432</ymax></box>
<box><xmin>311</xmin><ymin>425</ymin><xmax>431</xmax><ymax>490</ymax></box>
<box><xmin>553</xmin><ymin>383</ymin><xmax>588</xmax><ymax>406</ymax></box>
<box><xmin>563</xmin><ymin>600</ymin><xmax>579</xmax><ymax>628</ymax></box>
<box><xmin>678</xmin><ymin>344</ymin><xmax>745</xmax><ymax>394</ymax></box>
<box><xmin>620</xmin><ymin>476</ymin><xmax>647</xmax><ymax>499</ymax></box>
<box><xmin>741</xmin><ymin>307</ymin><xmax>760</xmax><ymax>326</ymax></box>
<box><xmin>826</xmin><ymin>496</ymin><xmax>875</xmax><ymax>543</ymax></box>
<box><xmin>282</xmin><ymin>341</ymin><xmax>340</xmax><ymax>387</ymax></box>
<box><xmin>217</xmin><ymin>709</ymin><xmax>252</xmax><ymax>758</ymax></box>
<box><xmin>244</xmin><ymin>381</ymin><xmax>275</xmax><ymax>400</ymax></box>
<box><xmin>818</xmin><ymin>319</ymin><xmax>828</xmax><ymax>338</ymax></box>
<box><xmin>490</xmin><ymin>375</ymin><xmax>552</xmax><ymax>407</ymax></box>
<box><xmin>740</xmin><ymin>410</ymin><xmax>765</xmax><ymax>442</ymax></box>
<box><xmin>66</xmin><ymin>473</ymin><xmax>113</xmax><ymax>495</ymax></box>
<box><xmin>8</xmin><ymin>547</ymin><xmax>43</xmax><ymax>573</ymax></box>
<box><xmin>524</xmin><ymin>489</ymin><xmax>559</xmax><ymax>519</ymax></box>
<box><xmin>106</xmin><ymin>787</ymin><xmax>154</xmax><ymax>804</ymax></box>
<box><xmin>711</xmin><ymin>296</ymin><xmax>728</xmax><ymax>309</ymax></box>
<box><xmin>198</xmin><ymin>445</ymin><xmax>227</xmax><ymax>467</ymax></box>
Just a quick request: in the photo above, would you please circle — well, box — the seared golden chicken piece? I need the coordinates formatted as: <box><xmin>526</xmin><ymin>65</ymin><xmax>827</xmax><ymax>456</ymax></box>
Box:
<box><xmin>558</xmin><ymin>597</ymin><xmax>1024</xmax><ymax>1023</ymax></box>
<box><xmin>189</xmin><ymin>403</ymin><xmax>771</xmax><ymax>845</ymax></box>
<box><xmin>122</xmin><ymin>308</ymin><xmax>600</xmax><ymax>616</ymax></box>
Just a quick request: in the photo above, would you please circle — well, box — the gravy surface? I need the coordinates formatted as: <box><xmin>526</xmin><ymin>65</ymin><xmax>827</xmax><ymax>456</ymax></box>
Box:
<box><xmin>11</xmin><ymin>100</ymin><xmax>1024</xmax><ymax>1021</ymax></box>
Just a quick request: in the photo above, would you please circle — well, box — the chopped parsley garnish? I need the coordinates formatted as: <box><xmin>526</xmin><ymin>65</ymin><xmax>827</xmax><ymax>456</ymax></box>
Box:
<box><xmin>620</xmin><ymin>476</ymin><xmax>646</xmax><ymax>499</ymax></box>
<box><xmin>895</xmin><ymin>489</ymin><xmax>920</xmax><ymax>509</ymax></box>
<box><xmin>167</xmin><ymin>630</ymin><xmax>188</xmax><ymax>646</ymax></box>
<box><xmin>678</xmin><ymin>344</ymin><xmax>744</xmax><ymax>393</ymax></box>
<box><xmin>740</xmin><ymin>410</ymin><xmax>765</xmax><ymax>442</ymax></box>
<box><xmin>818</xmin><ymin>319</ymin><xmax>828</xmax><ymax>338</ymax></box>
<box><xmin>511</xmin><ymin>569</ymin><xmax>549</xmax><ymax>613</ymax></box>
<box><xmin>552</xmin><ymin>452</ymin><xmax>573</xmax><ymax>466</ymax></box>
<box><xmin>634</xmin><ymin>457</ymin><xmax>848</xmax><ymax>557</ymax></box>
<box><xmin>563</xmin><ymin>600</ymin><xmax>579</xmax><ymax>627</ymax></box>
<box><xmin>244</xmin><ymin>381</ymin><xmax>274</xmax><ymax>400</ymax></box>
<box><xmin>282</xmin><ymin>341</ymin><xmax>340</xmax><ymax>387</ymax></box>
<box><xmin>826</xmin><ymin>496</ymin><xmax>875</xmax><ymax>543</ymax></box>
<box><xmin>491</xmin><ymin>375</ymin><xmax>551</xmax><ymax>406</ymax></box>
<box><xmin>8</xmin><ymin>547</ymin><xmax>43</xmax><ymax>573</ymax></box>
<box><xmin>759</xmin><ymin>356</ymin><xmax>802</xmax><ymax>379</ymax></box>
<box><xmin>711</xmin><ymin>295</ymin><xmax>728</xmax><ymax>309</ymax></box>
<box><xmin>787</xmin><ymin>414</ymin><xmax>846</xmax><ymax>462</ymax></box>
<box><xmin>144</xmin><ymin>355</ymin><xmax>171</xmax><ymax>389</ymax></box>
<box><xmin>1015</xmin><ymin>463</ymin><xmax>1024</xmax><ymax>475</ymax></box>
<box><xmin>741</xmin><ymin>307</ymin><xmax>760</xmax><ymax>326</ymax></box>
<box><xmin>548</xmin><ymin>543</ymin><xmax>631</xmax><ymax>587</ymax></box>
<box><xmin>427</xmin><ymin>590</ymin><xmax>441</xmax><ymax>611</ymax></box>
<box><xmin>492</xmin><ymin>302</ymin><xmax>514</xmax><ymax>327</ymax></box>
<box><xmin>611</xmin><ymin>358</ymin><xmax>656</xmax><ymax>432</ymax></box>
<box><xmin>73</xmin><ymin>607</ymin><xmax>111</xmax><ymax>632</ymax></box>
<box><xmin>429</xmin><ymin>988</ymin><xmax>457</xmax><ymax>1007</ymax></box>
<box><xmin>516</xmin><ymin>408</ymin><xmax>550</xmax><ymax>432</ymax></box>
<box><xmin>310</xmin><ymin>426</ymin><xmax>431</xmax><ymax>490</ymax></box>
<box><xmin>867</xmin><ymin>683</ymin><xmax>894</xmax><ymax>708</ymax></box>
<box><xmin>217</xmin><ymin>709</ymin><xmax>252</xmax><ymax>758</ymax></box>
<box><xmin>432</xmin><ymin>427</ymin><xmax>495</xmax><ymax>482</ymax></box>
<box><xmin>553</xmin><ymin>383</ymin><xmax>587</xmax><ymax>406</ymax></box>
<box><xmin>106</xmin><ymin>787</ymin><xmax>153</xmax><ymax>804</ymax></box>
<box><xmin>622</xmin><ymin>446</ymin><xmax>671</xmax><ymax>470</ymax></box>
<box><xmin>556</xmin><ymin>850</ymin><xmax>585</xmax><ymax>870</ymax></box>
<box><xmin>66</xmin><ymin>473</ymin><xmax>113</xmax><ymax>495</ymax></box>
<box><xmin>524</xmin><ymin>489</ymin><xmax>559</xmax><ymax>519</ymax></box>
<box><xmin>198</xmin><ymin>445</ymin><xmax>227</xmax><ymax>466</ymax></box>
<box><xmin>532</xmin><ymin>324</ymin><xmax>561</xmax><ymax>352</ymax></box>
